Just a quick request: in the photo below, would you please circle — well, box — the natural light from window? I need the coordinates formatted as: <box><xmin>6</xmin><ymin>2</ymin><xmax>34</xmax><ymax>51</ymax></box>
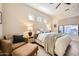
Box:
<box><xmin>44</xmin><ymin>19</ymin><xmax>47</xmax><ymax>24</ymax></box>
<box><xmin>36</xmin><ymin>16</ymin><xmax>42</xmax><ymax>22</ymax></box>
<box><xmin>28</xmin><ymin>15</ymin><xmax>34</xmax><ymax>21</ymax></box>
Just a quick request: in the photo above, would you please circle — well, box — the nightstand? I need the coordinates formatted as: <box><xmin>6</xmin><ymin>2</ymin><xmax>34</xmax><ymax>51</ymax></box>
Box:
<box><xmin>28</xmin><ymin>37</ymin><xmax>35</xmax><ymax>43</ymax></box>
<box><xmin>24</xmin><ymin>38</ymin><xmax>28</xmax><ymax>43</ymax></box>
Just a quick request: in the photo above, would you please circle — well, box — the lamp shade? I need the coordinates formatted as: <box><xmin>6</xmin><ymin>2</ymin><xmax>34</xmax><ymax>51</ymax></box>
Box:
<box><xmin>23</xmin><ymin>31</ymin><xmax>35</xmax><ymax>38</ymax></box>
<box><xmin>27</xmin><ymin>26</ymin><xmax>33</xmax><ymax>31</ymax></box>
<box><xmin>23</xmin><ymin>31</ymin><xmax>29</xmax><ymax>38</ymax></box>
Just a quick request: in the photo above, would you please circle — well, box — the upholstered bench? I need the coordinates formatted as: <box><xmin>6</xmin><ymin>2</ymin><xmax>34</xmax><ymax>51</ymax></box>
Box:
<box><xmin>12</xmin><ymin>43</ymin><xmax>38</xmax><ymax>56</ymax></box>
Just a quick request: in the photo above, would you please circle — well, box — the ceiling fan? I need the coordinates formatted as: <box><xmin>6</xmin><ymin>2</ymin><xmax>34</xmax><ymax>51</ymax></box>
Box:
<box><xmin>56</xmin><ymin>3</ymin><xmax>71</xmax><ymax>9</ymax></box>
<box><xmin>49</xmin><ymin>3</ymin><xmax>71</xmax><ymax>9</ymax></box>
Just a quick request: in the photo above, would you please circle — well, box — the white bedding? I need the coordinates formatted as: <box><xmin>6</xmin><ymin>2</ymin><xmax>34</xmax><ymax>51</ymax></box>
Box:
<box><xmin>37</xmin><ymin>33</ymin><xmax>51</xmax><ymax>42</ymax></box>
<box><xmin>35</xmin><ymin>32</ymin><xmax>65</xmax><ymax>55</ymax></box>
<box><xmin>55</xmin><ymin>35</ymin><xmax>72</xmax><ymax>56</ymax></box>
<box><xmin>44</xmin><ymin>33</ymin><xmax>60</xmax><ymax>55</ymax></box>
<box><xmin>36</xmin><ymin>32</ymin><xmax>62</xmax><ymax>45</ymax></box>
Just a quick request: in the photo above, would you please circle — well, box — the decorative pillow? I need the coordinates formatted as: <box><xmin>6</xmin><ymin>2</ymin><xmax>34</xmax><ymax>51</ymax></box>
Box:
<box><xmin>13</xmin><ymin>35</ymin><xmax>24</xmax><ymax>43</ymax></box>
<box><xmin>55</xmin><ymin>35</ymin><xmax>72</xmax><ymax>56</ymax></box>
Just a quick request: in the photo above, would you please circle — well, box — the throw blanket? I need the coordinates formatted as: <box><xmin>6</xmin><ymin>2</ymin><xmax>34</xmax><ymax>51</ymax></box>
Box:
<box><xmin>44</xmin><ymin>33</ymin><xmax>61</xmax><ymax>55</ymax></box>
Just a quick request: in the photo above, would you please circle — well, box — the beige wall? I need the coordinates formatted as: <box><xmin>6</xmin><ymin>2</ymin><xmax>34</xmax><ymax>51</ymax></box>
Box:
<box><xmin>0</xmin><ymin>4</ymin><xmax>2</xmax><ymax>38</ymax></box>
<box><xmin>2</xmin><ymin>3</ymin><xmax>51</xmax><ymax>37</ymax></box>
<box><xmin>52</xmin><ymin>19</ymin><xmax>58</xmax><ymax>32</ymax></box>
<box><xmin>58</xmin><ymin>16</ymin><xmax>79</xmax><ymax>25</ymax></box>
<box><xmin>52</xmin><ymin>16</ymin><xmax>79</xmax><ymax>32</ymax></box>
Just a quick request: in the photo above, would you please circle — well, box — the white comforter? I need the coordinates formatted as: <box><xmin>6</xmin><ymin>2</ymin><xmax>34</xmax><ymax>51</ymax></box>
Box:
<box><xmin>36</xmin><ymin>32</ymin><xmax>64</xmax><ymax>55</ymax></box>
<box><xmin>37</xmin><ymin>33</ymin><xmax>52</xmax><ymax>42</ymax></box>
<box><xmin>44</xmin><ymin>34</ymin><xmax>58</xmax><ymax>55</ymax></box>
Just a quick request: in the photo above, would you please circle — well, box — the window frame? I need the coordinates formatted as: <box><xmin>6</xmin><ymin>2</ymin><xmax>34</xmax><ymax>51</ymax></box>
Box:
<box><xmin>58</xmin><ymin>24</ymin><xmax>79</xmax><ymax>35</ymax></box>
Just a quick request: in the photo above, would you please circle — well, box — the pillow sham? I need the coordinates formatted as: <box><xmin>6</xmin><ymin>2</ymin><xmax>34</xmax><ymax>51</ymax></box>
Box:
<box><xmin>55</xmin><ymin>35</ymin><xmax>72</xmax><ymax>56</ymax></box>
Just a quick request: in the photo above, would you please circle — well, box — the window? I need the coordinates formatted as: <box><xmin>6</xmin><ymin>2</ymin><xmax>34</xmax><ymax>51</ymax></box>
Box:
<box><xmin>44</xmin><ymin>19</ymin><xmax>47</xmax><ymax>24</ymax></box>
<box><xmin>58</xmin><ymin>25</ymin><xmax>78</xmax><ymax>35</ymax></box>
<box><xmin>64</xmin><ymin>25</ymin><xmax>78</xmax><ymax>35</ymax></box>
<box><xmin>28</xmin><ymin>15</ymin><xmax>34</xmax><ymax>21</ymax></box>
<box><xmin>28</xmin><ymin>14</ymin><xmax>47</xmax><ymax>23</ymax></box>
<box><xmin>36</xmin><ymin>16</ymin><xmax>42</xmax><ymax>22</ymax></box>
<box><xmin>58</xmin><ymin>26</ymin><xmax>64</xmax><ymax>33</ymax></box>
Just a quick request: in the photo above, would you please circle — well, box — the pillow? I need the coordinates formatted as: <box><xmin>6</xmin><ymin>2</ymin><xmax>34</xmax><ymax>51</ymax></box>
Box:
<box><xmin>55</xmin><ymin>35</ymin><xmax>72</xmax><ymax>56</ymax></box>
<box><xmin>13</xmin><ymin>35</ymin><xmax>24</xmax><ymax>43</ymax></box>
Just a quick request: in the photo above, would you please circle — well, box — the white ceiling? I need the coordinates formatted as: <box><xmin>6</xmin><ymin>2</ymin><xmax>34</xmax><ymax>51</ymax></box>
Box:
<box><xmin>26</xmin><ymin>3</ymin><xmax>79</xmax><ymax>20</ymax></box>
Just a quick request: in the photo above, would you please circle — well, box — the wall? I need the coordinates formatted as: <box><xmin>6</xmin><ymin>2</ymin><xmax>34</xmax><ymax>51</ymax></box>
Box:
<box><xmin>58</xmin><ymin>16</ymin><xmax>79</xmax><ymax>25</ymax></box>
<box><xmin>2</xmin><ymin>3</ymin><xmax>51</xmax><ymax>37</ymax></box>
<box><xmin>52</xmin><ymin>19</ymin><xmax>58</xmax><ymax>32</ymax></box>
<box><xmin>0</xmin><ymin>4</ymin><xmax>2</xmax><ymax>38</ymax></box>
<box><xmin>52</xmin><ymin>16</ymin><xmax>79</xmax><ymax>32</ymax></box>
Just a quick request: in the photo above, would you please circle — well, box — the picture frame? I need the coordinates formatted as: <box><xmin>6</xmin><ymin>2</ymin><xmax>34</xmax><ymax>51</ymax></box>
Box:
<box><xmin>54</xmin><ymin>24</ymin><xmax>57</xmax><ymax>28</ymax></box>
<box><xmin>0</xmin><ymin>11</ymin><xmax>2</xmax><ymax>24</ymax></box>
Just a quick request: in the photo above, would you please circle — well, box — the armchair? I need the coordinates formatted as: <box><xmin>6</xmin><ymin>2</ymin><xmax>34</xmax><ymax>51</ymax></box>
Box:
<box><xmin>0</xmin><ymin>39</ymin><xmax>26</xmax><ymax>55</ymax></box>
<box><xmin>0</xmin><ymin>39</ymin><xmax>12</xmax><ymax>55</ymax></box>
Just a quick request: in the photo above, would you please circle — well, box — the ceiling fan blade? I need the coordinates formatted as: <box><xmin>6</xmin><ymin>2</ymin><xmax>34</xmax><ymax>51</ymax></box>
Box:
<box><xmin>49</xmin><ymin>3</ymin><xmax>53</xmax><ymax>4</ymax></box>
<box><xmin>65</xmin><ymin>3</ymin><xmax>71</xmax><ymax>5</ymax></box>
<box><xmin>56</xmin><ymin>3</ymin><xmax>61</xmax><ymax>9</ymax></box>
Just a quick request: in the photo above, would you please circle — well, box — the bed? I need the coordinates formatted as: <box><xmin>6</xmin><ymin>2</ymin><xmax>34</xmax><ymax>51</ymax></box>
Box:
<box><xmin>35</xmin><ymin>32</ymin><xmax>63</xmax><ymax>46</ymax></box>
<box><xmin>35</xmin><ymin>32</ymin><xmax>59</xmax><ymax>55</ymax></box>
<box><xmin>35</xmin><ymin>32</ymin><xmax>53</xmax><ymax>46</ymax></box>
<box><xmin>35</xmin><ymin>32</ymin><xmax>71</xmax><ymax>56</ymax></box>
<box><xmin>35</xmin><ymin>32</ymin><xmax>60</xmax><ymax>55</ymax></box>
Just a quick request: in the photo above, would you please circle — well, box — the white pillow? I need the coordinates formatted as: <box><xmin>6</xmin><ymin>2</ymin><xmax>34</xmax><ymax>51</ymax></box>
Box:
<box><xmin>55</xmin><ymin>35</ymin><xmax>72</xmax><ymax>56</ymax></box>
